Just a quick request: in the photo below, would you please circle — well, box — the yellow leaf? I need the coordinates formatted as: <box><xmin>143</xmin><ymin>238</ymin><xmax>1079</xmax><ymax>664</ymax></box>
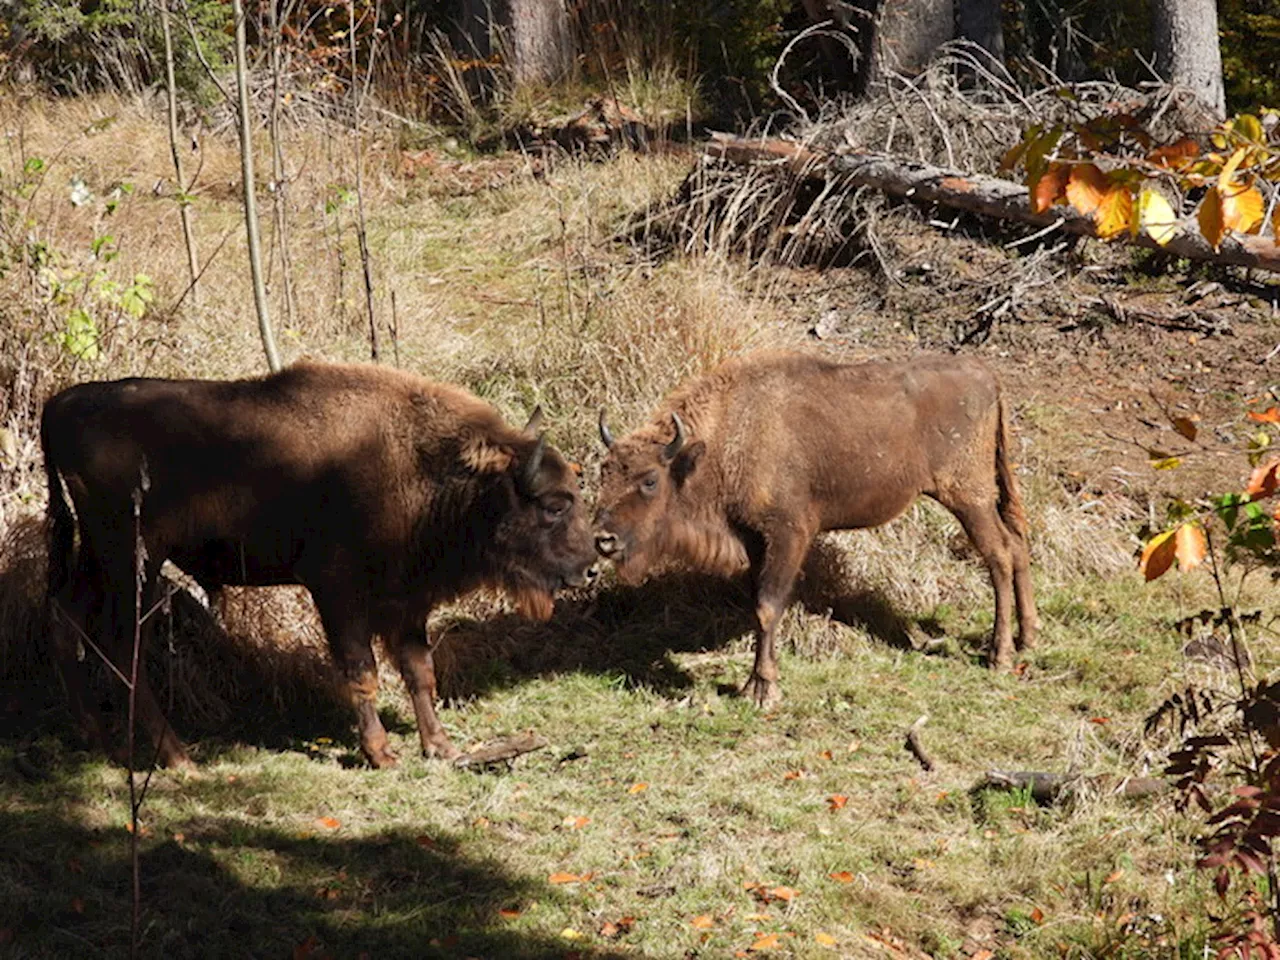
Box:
<box><xmin>1219</xmin><ymin>146</ymin><xmax>1248</xmax><ymax>187</ymax></box>
<box><xmin>1233</xmin><ymin>114</ymin><xmax>1265</xmax><ymax>143</ymax></box>
<box><xmin>815</xmin><ymin>931</ymin><xmax>838</xmax><ymax>946</ymax></box>
<box><xmin>1138</xmin><ymin>189</ymin><xmax>1180</xmax><ymax>246</ymax></box>
<box><xmin>1198</xmin><ymin>187</ymin><xmax>1226</xmax><ymax>249</ymax></box>
<box><xmin>560</xmin><ymin>927</ymin><xmax>584</xmax><ymax>940</ymax></box>
<box><xmin>1221</xmin><ymin>181</ymin><xmax>1265</xmax><ymax>235</ymax></box>
<box><xmin>1095</xmin><ymin>185</ymin><xmax>1134</xmax><ymax>240</ymax></box>
<box><xmin>1066</xmin><ymin>163</ymin><xmax>1108</xmax><ymax>215</ymax></box>
<box><xmin>1139</xmin><ymin>529</ymin><xmax>1177</xmax><ymax>581</ymax></box>
<box><xmin>314</xmin><ymin>817</ymin><xmax>340</xmax><ymax>830</ymax></box>
<box><xmin>1175</xmin><ymin>523</ymin><xmax>1207</xmax><ymax>572</ymax></box>
<box><xmin>1151</xmin><ymin>456</ymin><xmax>1182</xmax><ymax>470</ymax></box>
<box><xmin>628</xmin><ymin>782</ymin><xmax>648</xmax><ymax>794</ymax></box>
<box><xmin>750</xmin><ymin>933</ymin><xmax>781</xmax><ymax>951</ymax></box>
<box><xmin>691</xmin><ymin>915</ymin><xmax>715</xmax><ymax>929</ymax></box>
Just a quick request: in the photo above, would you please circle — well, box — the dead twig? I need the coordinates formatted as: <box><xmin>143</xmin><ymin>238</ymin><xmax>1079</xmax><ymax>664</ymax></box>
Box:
<box><xmin>904</xmin><ymin>715</ymin><xmax>935</xmax><ymax>771</ymax></box>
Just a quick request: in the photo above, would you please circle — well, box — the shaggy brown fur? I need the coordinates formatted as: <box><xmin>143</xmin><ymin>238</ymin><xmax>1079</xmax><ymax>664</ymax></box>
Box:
<box><xmin>41</xmin><ymin>361</ymin><xmax>597</xmax><ymax>769</ymax></box>
<box><xmin>595</xmin><ymin>350</ymin><xmax>1038</xmax><ymax>706</ymax></box>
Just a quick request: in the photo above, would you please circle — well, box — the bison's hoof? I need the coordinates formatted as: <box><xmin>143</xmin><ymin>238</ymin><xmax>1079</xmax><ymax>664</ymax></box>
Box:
<box><xmin>739</xmin><ymin>673</ymin><xmax>782</xmax><ymax>709</ymax></box>
<box><xmin>366</xmin><ymin>747</ymin><xmax>400</xmax><ymax>769</ymax></box>
<box><xmin>423</xmin><ymin>739</ymin><xmax>462</xmax><ymax>762</ymax></box>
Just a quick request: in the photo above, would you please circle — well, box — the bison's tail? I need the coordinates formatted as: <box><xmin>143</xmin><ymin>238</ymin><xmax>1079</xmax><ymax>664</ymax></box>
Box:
<box><xmin>40</xmin><ymin>404</ymin><xmax>76</xmax><ymax>601</ymax></box>
<box><xmin>995</xmin><ymin>394</ymin><xmax>1029</xmax><ymax>540</ymax></box>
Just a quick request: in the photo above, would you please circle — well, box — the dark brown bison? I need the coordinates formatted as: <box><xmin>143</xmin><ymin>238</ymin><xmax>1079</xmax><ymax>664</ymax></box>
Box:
<box><xmin>41</xmin><ymin>361</ymin><xmax>598</xmax><ymax>769</ymax></box>
<box><xmin>594</xmin><ymin>350</ymin><xmax>1039</xmax><ymax>706</ymax></box>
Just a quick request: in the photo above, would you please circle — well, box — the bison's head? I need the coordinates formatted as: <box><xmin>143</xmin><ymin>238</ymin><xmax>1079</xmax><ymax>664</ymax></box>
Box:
<box><xmin>593</xmin><ymin>409</ymin><xmax>709</xmax><ymax>583</ymax></box>
<box><xmin>491</xmin><ymin>408</ymin><xmax>598</xmax><ymax>619</ymax></box>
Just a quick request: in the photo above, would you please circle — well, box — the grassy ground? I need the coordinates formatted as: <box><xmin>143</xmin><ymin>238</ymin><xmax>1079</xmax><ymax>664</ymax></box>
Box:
<box><xmin>2</xmin><ymin>92</ymin><xmax>1279</xmax><ymax>959</ymax></box>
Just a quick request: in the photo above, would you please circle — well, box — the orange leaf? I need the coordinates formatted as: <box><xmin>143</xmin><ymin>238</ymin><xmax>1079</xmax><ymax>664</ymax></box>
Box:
<box><xmin>1066</xmin><ymin>163</ymin><xmax>1108</xmax><ymax>215</ymax></box>
<box><xmin>1198</xmin><ymin>187</ymin><xmax>1226</xmax><ymax>249</ymax></box>
<box><xmin>1095</xmin><ymin>184</ymin><xmax>1135</xmax><ymax>240</ymax></box>
<box><xmin>1175</xmin><ymin>522</ymin><xmax>1207</xmax><ymax>572</ymax></box>
<box><xmin>1031</xmin><ymin>162</ymin><xmax>1070</xmax><ymax>213</ymax></box>
<box><xmin>750</xmin><ymin>933</ymin><xmax>781</xmax><ymax>951</ymax></box>
<box><xmin>1104</xmin><ymin>868</ymin><xmax>1125</xmax><ymax>884</ymax></box>
<box><xmin>971</xmin><ymin>951</ymin><xmax>995</xmax><ymax>960</ymax></box>
<box><xmin>770</xmin><ymin>885</ymin><xmax>799</xmax><ymax>901</ymax></box>
<box><xmin>1221</xmin><ymin>181</ymin><xmax>1265</xmax><ymax>235</ymax></box>
<box><xmin>1031</xmin><ymin>906</ymin><xmax>1045</xmax><ymax>924</ymax></box>
<box><xmin>1247</xmin><ymin>458</ymin><xmax>1280</xmax><ymax>498</ymax></box>
<box><xmin>315</xmin><ymin>817</ymin><xmax>341</xmax><ymax>830</ymax></box>
<box><xmin>1090</xmin><ymin>717</ymin><xmax>1111</xmax><ymax>724</ymax></box>
<box><xmin>826</xmin><ymin>794</ymin><xmax>849</xmax><ymax>811</ymax></box>
<box><xmin>628</xmin><ymin>782</ymin><xmax>648</xmax><ymax>794</ymax></box>
<box><xmin>1147</xmin><ymin>137</ymin><xmax>1200</xmax><ymax>167</ymax></box>
<box><xmin>548</xmin><ymin>872</ymin><xmax>583</xmax><ymax>884</ymax></box>
<box><xmin>562</xmin><ymin>815</ymin><xmax>590</xmax><ymax>830</ymax></box>
<box><xmin>783</xmin><ymin>770</ymin><xmax>803</xmax><ymax>781</ymax></box>
<box><xmin>415</xmin><ymin>834</ymin><xmax>437</xmax><ymax>849</ymax></box>
<box><xmin>815</xmin><ymin>931</ymin><xmax>838</xmax><ymax>946</ymax></box>
<box><xmin>499</xmin><ymin>907</ymin><xmax>522</xmax><ymax>919</ymax></box>
<box><xmin>600</xmin><ymin>921</ymin><xmax>621</xmax><ymax>939</ymax></box>
<box><xmin>1247</xmin><ymin>407</ymin><xmax>1280</xmax><ymax>424</ymax></box>
<box><xmin>691</xmin><ymin>915</ymin><xmax>716</xmax><ymax>929</ymax></box>
<box><xmin>828</xmin><ymin>871</ymin><xmax>854</xmax><ymax>883</ymax></box>
<box><xmin>818</xmin><ymin>749</ymin><xmax>833</xmax><ymax>761</ymax></box>
<box><xmin>1138</xmin><ymin>529</ymin><xmax>1177</xmax><ymax>581</ymax></box>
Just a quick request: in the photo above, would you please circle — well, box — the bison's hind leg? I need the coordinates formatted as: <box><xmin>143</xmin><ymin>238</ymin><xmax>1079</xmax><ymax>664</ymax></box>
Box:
<box><xmin>315</xmin><ymin>597</ymin><xmax>399</xmax><ymax>769</ymax></box>
<box><xmin>387</xmin><ymin>623</ymin><xmax>461</xmax><ymax>762</ymax></box>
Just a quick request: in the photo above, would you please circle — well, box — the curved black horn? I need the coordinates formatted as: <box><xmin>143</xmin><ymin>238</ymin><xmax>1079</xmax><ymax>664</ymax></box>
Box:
<box><xmin>598</xmin><ymin>408</ymin><xmax>615</xmax><ymax>449</ymax></box>
<box><xmin>662</xmin><ymin>411</ymin><xmax>686</xmax><ymax>462</ymax></box>
<box><xmin>521</xmin><ymin>433</ymin><xmax>547</xmax><ymax>493</ymax></box>
<box><xmin>522</xmin><ymin>405</ymin><xmax>544</xmax><ymax>437</ymax></box>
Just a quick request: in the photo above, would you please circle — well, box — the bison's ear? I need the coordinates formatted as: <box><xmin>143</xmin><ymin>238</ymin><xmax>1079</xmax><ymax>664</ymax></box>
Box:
<box><xmin>670</xmin><ymin>440</ymin><xmax>706</xmax><ymax>487</ymax></box>
<box><xmin>522</xmin><ymin>405</ymin><xmax>545</xmax><ymax>437</ymax></box>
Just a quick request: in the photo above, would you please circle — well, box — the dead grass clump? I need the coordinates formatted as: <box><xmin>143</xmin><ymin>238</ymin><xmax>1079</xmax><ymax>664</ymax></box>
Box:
<box><xmin>0</xmin><ymin>515</ymin><xmax>53</xmax><ymax>699</ymax></box>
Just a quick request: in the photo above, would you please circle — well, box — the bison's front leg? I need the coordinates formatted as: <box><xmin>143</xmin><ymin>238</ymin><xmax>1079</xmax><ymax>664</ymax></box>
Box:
<box><xmin>318</xmin><ymin>602</ymin><xmax>399</xmax><ymax>769</ymax></box>
<box><xmin>393</xmin><ymin>623</ymin><xmax>461</xmax><ymax>762</ymax></box>
<box><xmin>741</xmin><ymin>525</ymin><xmax>812</xmax><ymax>709</ymax></box>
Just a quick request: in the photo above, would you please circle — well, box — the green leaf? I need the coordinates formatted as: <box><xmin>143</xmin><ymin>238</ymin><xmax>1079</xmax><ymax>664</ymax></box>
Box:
<box><xmin>61</xmin><ymin>308</ymin><xmax>100</xmax><ymax>361</ymax></box>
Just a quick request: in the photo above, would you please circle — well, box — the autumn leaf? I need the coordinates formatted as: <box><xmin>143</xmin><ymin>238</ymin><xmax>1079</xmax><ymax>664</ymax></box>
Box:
<box><xmin>1031</xmin><ymin>162</ymin><xmax>1070</xmax><ymax>213</ymax></box>
<box><xmin>562</xmin><ymin>815</ymin><xmax>590</xmax><ymax>830</ymax></box>
<box><xmin>1090</xmin><ymin>717</ymin><xmax>1111</xmax><ymax>724</ymax></box>
<box><xmin>1147</xmin><ymin>137</ymin><xmax>1199</xmax><ymax>167</ymax></box>
<box><xmin>1198</xmin><ymin>187</ymin><xmax>1226</xmax><ymax>249</ymax></box>
<box><xmin>1220</xmin><ymin>180</ymin><xmax>1265</xmax><ymax>235</ymax></box>
<box><xmin>498</xmin><ymin>907</ymin><xmax>522</xmax><ymax>919</ymax></box>
<box><xmin>783</xmin><ymin>770</ymin><xmax>803</xmax><ymax>781</ymax></box>
<box><xmin>1247</xmin><ymin>407</ymin><xmax>1280</xmax><ymax>424</ymax></box>
<box><xmin>314</xmin><ymin>816</ymin><xmax>341</xmax><ymax>830</ymax></box>
<box><xmin>691</xmin><ymin>915</ymin><xmax>716</xmax><ymax>929</ymax></box>
<box><xmin>1218</xmin><ymin>146</ymin><xmax>1248</xmax><ymax>187</ymax></box>
<box><xmin>1171</xmin><ymin>415</ymin><xmax>1198</xmax><ymax>440</ymax></box>
<box><xmin>415</xmin><ymin>834</ymin><xmax>437</xmax><ymax>849</ymax></box>
<box><xmin>1065</xmin><ymin>163</ymin><xmax>1108</xmax><ymax>215</ymax></box>
<box><xmin>770</xmin><ymin>886</ymin><xmax>799</xmax><ymax>902</ymax></box>
<box><xmin>817</xmin><ymin>749</ymin><xmax>833</xmax><ymax>761</ymax></box>
<box><xmin>1031</xmin><ymin>906</ymin><xmax>1045</xmax><ymax>924</ymax></box>
<box><xmin>815</xmin><ymin>931</ymin><xmax>838</xmax><ymax>947</ymax></box>
<box><xmin>549</xmin><ymin>872</ymin><xmax>584</xmax><ymax>884</ymax></box>
<box><xmin>560</xmin><ymin>927</ymin><xmax>584</xmax><ymax>940</ymax></box>
<box><xmin>628</xmin><ymin>782</ymin><xmax>648</xmax><ymax>794</ymax></box>
<box><xmin>1246</xmin><ymin>458</ymin><xmax>1280</xmax><ymax>498</ymax></box>
<box><xmin>1175</xmin><ymin>522</ymin><xmax>1207</xmax><ymax>572</ymax></box>
<box><xmin>1150</xmin><ymin>456</ymin><xmax>1182</xmax><ymax>470</ymax></box>
<box><xmin>1138</xmin><ymin>189</ymin><xmax>1180</xmax><ymax>246</ymax></box>
<box><xmin>1139</xmin><ymin>529</ymin><xmax>1177</xmax><ymax>581</ymax></box>
<box><xmin>828</xmin><ymin>871</ymin><xmax>854</xmax><ymax>883</ymax></box>
<box><xmin>1095</xmin><ymin>184</ymin><xmax>1134</xmax><ymax>240</ymax></box>
<box><xmin>970</xmin><ymin>950</ymin><xmax>995</xmax><ymax>960</ymax></box>
<box><xmin>826</xmin><ymin>794</ymin><xmax>849</xmax><ymax>811</ymax></box>
<box><xmin>749</xmin><ymin>933</ymin><xmax>781</xmax><ymax>951</ymax></box>
<box><xmin>1104</xmin><ymin>868</ymin><xmax>1125</xmax><ymax>884</ymax></box>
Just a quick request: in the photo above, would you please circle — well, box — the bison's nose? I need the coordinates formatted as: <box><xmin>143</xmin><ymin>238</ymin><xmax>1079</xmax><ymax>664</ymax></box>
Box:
<box><xmin>584</xmin><ymin>563</ymin><xmax>600</xmax><ymax>583</ymax></box>
<box><xmin>595</xmin><ymin>533</ymin><xmax>620</xmax><ymax>558</ymax></box>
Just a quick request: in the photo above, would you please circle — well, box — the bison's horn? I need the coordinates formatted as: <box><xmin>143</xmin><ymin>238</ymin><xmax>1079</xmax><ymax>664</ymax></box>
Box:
<box><xmin>521</xmin><ymin>433</ymin><xmax>547</xmax><ymax>493</ymax></box>
<box><xmin>522</xmin><ymin>405</ymin><xmax>544</xmax><ymax>437</ymax></box>
<box><xmin>598</xmin><ymin>409</ymin><xmax>615</xmax><ymax>449</ymax></box>
<box><xmin>663</xmin><ymin>411</ymin><xmax>686</xmax><ymax>462</ymax></box>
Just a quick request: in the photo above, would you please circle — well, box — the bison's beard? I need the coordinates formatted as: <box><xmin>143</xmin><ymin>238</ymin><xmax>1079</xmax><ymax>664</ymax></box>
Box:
<box><xmin>616</xmin><ymin>520</ymin><xmax>750</xmax><ymax>583</ymax></box>
<box><xmin>508</xmin><ymin>584</ymin><xmax>556</xmax><ymax>622</ymax></box>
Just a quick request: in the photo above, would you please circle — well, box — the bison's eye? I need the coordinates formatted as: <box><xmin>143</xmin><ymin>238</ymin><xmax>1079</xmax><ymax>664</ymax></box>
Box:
<box><xmin>640</xmin><ymin>474</ymin><xmax>658</xmax><ymax>496</ymax></box>
<box><xmin>540</xmin><ymin>496</ymin><xmax>571</xmax><ymax>523</ymax></box>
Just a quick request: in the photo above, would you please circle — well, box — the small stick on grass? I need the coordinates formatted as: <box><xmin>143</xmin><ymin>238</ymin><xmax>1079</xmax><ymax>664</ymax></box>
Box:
<box><xmin>453</xmin><ymin>732</ymin><xmax>549</xmax><ymax>770</ymax></box>
<box><xmin>905</xmin><ymin>714</ymin><xmax>935</xmax><ymax>772</ymax></box>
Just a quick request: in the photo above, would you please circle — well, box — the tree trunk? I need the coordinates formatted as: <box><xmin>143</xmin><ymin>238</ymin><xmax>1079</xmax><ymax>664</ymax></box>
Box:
<box><xmin>955</xmin><ymin>0</ymin><xmax>1004</xmax><ymax>65</ymax></box>
<box><xmin>1152</xmin><ymin>0</ymin><xmax>1225</xmax><ymax>119</ymax></box>
<box><xmin>459</xmin><ymin>0</ymin><xmax>573</xmax><ymax>86</ymax></box>
<box><xmin>869</xmin><ymin>0</ymin><xmax>955</xmax><ymax>84</ymax></box>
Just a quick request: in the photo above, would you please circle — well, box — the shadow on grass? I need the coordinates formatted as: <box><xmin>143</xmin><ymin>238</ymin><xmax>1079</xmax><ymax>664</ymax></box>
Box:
<box><xmin>0</xmin><ymin>800</ymin><xmax>628</xmax><ymax>959</ymax></box>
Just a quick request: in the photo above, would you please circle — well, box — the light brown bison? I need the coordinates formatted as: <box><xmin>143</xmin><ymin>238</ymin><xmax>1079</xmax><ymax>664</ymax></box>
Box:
<box><xmin>595</xmin><ymin>350</ymin><xmax>1039</xmax><ymax>706</ymax></box>
<box><xmin>41</xmin><ymin>361</ymin><xmax>598</xmax><ymax>769</ymax></box>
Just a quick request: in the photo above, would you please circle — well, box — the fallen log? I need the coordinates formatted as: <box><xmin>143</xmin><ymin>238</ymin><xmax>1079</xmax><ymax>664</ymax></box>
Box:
<box><xmin>978</xmin><ymin>769</ymin><xmax>1168</xmax><ymax>803</ymax></box>
<box><xmin>704</xmin><ymin>134</ymin><xmax>1280</xmax><ymax>274</ymax></box>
